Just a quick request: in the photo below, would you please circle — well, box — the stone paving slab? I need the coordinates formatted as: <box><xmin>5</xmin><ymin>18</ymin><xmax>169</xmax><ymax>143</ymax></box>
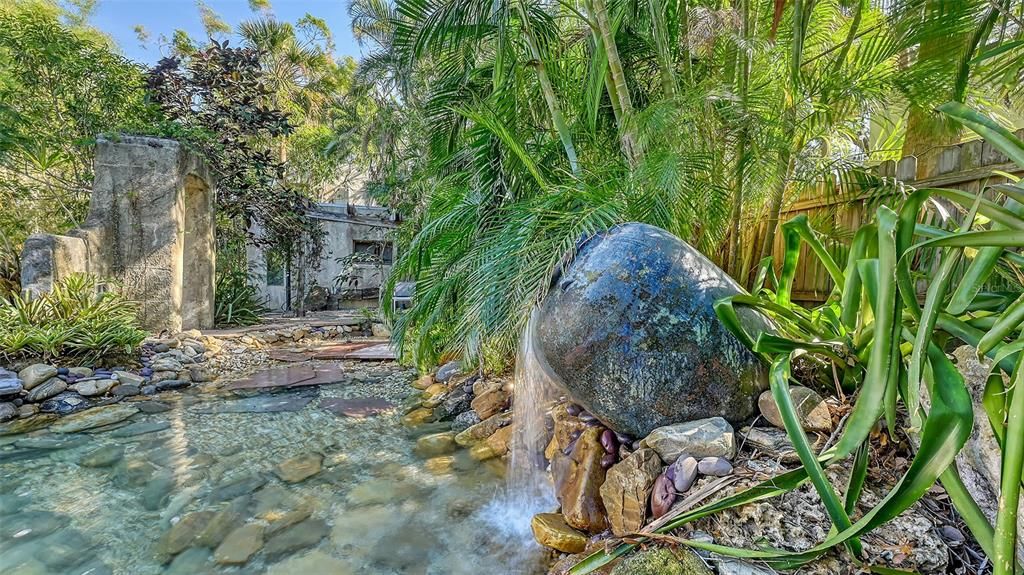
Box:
<box><xmin>284</xmin><ymin>368</ymin><xmax>350</xmax><ymax>389</ymax></box>
<box><xmin>320</xmin><ymin>397</ymin><xmax>395</xmax><ymax>418</ymax></box>
<box><xmin>343</xmin><ymin>343</ymin><xmax>397</xmax><ymax>361</ymax></box>
<box><xmin>223</xmin><ymin>366</ymin><xmax>317</xmax><ymax>391</ymax></box>
<box><xmin>266</xmin><ymin>350</ymin><xmax>317</xmax><ymax>362</ymax></box>
<box><xmin>310</xmin><ymin>342</ymin><xmax>376</xmax><ymax>360</ymax></box>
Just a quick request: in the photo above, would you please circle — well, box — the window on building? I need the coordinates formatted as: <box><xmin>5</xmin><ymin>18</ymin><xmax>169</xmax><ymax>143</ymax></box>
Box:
<box><xmin>266</xmin><ymin>249</ymin><xmax>285</xmax><ymax>286</ymax></box>
<box><xmin>352</xmin><ymin>240</ymin><xmax>393</xmax><ymax>265</ymax></box>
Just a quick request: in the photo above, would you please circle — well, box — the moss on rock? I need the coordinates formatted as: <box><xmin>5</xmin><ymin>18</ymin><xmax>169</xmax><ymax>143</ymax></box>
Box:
<box><xmin>609</xmin><ymin>547</ymin><xmax>711</xmax><ymax>575</ymax></box>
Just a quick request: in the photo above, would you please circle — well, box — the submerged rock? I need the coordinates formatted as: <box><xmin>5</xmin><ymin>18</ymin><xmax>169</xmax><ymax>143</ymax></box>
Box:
<box><xmin>78</xmin><ymin>445</ymin><xmax>125</xmax><ymax>468</ymax></box>
<box><xmin>273</xmin><ymin>453</ymin><xmax>323</xmax><ymax>483</ymax></box>
<box><xmin>214</xmin><ymin>524</ymin><xmax>264</xmax><ymax>565</ymax></box>
<box><xmin>262</xmin><ymin>518</ymin><xmax>328</xmax><ymax>559</ymax></box>
<box><xmin>534</xmin><ymin>223</ymin><xmax>770</xmax><ymax>437</ymax></box>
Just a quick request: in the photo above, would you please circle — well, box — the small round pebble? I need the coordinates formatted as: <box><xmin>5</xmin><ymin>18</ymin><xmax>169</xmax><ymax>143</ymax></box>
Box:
<box><xmin>940</xmin><ymin>525</ymin><xmax>965</xmax><ymax>545</ymax></box>
<box><xmin>56</xmin><ymin>367</ymin><xmax>69</xmax><ymax>376</ymax></box>
<box><xmin>670</xmin><ymin>456</ymin><xmax>699</xmax><ymax>492</ymax></box>
<box><xmin>600</xmin><ymin>452</ymin><xmax>616</xmax><ymax>469</ymax></box>
<box><xmin>697</xmin><ymin>456</ymin><xmax>733</xmax><ymax>477</ymax></box>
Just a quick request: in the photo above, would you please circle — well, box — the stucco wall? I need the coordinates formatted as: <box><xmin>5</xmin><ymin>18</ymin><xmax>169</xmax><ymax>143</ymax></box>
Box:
<box><xmin>21</xmin><ymin>136</ymin><xmax>216</xmax><ymax>332</ymax></box>
<box><xmin>247</xmin><ymin>204</ymin><xmax>396</xmax><ymax>311</ymax></box>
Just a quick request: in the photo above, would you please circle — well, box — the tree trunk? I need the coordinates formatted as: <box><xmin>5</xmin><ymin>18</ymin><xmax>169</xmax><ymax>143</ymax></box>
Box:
<box><xmin>519</xmin><ymin>5</ymin><xmax>581</xmax><ymax>176</ymax></box>
<box><xmin>589</xmin><ymin>0</ymin><xmax>641</xmax><ymax>164</ymax></box>
<box><xmin>726</xmin><ymin>0</ymin><xmax>750</xmax><ymax>277</ymax></box>
<box><xmin>760</xmin><ymin>148</ymin><xmax>794</xmax><ymax>263</ymax></box>
<box><xmin>647</xmin><ymin>0</ymin><xmax>676</xmax><ymax>97</ymax></box>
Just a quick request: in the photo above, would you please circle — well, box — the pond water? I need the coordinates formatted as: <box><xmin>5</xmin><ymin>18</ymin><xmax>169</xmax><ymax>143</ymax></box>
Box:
<box><xmin>0</xmin><ymin>362</ymin><xmax>548</xmax><ymax>575</ymax></box>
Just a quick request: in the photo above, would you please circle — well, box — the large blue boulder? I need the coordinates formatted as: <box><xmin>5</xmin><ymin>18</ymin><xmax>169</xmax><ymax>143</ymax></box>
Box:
<box><xmin>533</xmin><ymin>223</ymin><xmax>770</xmax><ymax>438</ymax></box>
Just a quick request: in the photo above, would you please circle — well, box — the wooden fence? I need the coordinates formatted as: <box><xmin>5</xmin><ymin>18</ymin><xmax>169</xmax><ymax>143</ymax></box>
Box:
<box><xmin>737</xmin><ymin>130</ymin><xmax>1024</xmax><ymax>305</ymax></box>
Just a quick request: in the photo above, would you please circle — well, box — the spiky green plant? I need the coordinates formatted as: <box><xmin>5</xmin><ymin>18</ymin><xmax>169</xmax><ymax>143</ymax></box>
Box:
<box><xmin>0</xmin><ymin>274</ymin><xmax>146</xmax><ymax>362</ymax></box>
<box><xmin>571</xmin><ymin>105</ymin><xmax>1024</xmax><ymax>573</ymax></box>
<box><xmin>214</xmin><ymin>268</ymin><xmax>269</xmax><ymax>327</ymax></box>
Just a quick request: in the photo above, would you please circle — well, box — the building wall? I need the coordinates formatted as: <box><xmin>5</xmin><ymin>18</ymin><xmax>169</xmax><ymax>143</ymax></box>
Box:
<box><xmin>247</xmin><ymin>203</ymin><xmax>397</xmax><ymax>312</ymax></box>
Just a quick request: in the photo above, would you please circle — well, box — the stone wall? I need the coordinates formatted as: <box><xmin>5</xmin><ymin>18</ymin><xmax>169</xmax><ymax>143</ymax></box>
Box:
<box><xmin>20</xmin><ymin>136</ymin><xmax>216</xmax><ymax>332</ymax></box>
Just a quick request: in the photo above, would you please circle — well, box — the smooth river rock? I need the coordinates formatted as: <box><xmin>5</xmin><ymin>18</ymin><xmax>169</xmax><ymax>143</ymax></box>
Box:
<box><xmin>50</xmin><ymin>404</ymin><xmax>139</xmax><ymax>433</ymax></box>
<box><xmin>757</xmin><ymin>386</ymin><xmax>831</xmax><ymax>432</ymax></box>
<box><xmin>18</xmin><ymin>364</ymin><xmax>57</xmax><ymax>390</ymax></box>
<box><xmin>641</xmin><ymin>417</ymin><xmax>735</xmax><ymax>462</ymax></box>
<box><xmin>534</xmin><ymin>223</ymin><xmax>770</xmax><ymax>437</ymax></box>
<box><xmin>40</xmin><ymin>392</ymin><xmax>94</xmax><ymax>415</ymax></box>
<box><xmin>531</xmin><ymin>513</ymin><xmax>587</xmax><ymax>553</ymax></box>
<box><xmin>25</xmin><ymin>377</ymin><xmax>67</xmax><ymax>403</ymax></box>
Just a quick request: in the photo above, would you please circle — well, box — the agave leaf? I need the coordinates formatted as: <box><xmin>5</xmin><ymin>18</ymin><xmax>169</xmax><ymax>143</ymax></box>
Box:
<box><xmin>770</xmin><ymin>352</ymin><xmax>861</xmax><ymax>556</ymax></box>
<box><xmin>937</xmin><ymin>102</ymin><xmax>1024</xmax><ymax>167</ymax></box>
<box><xmin>841</xmin><ymin>225</ymin><xmax>875</xmax><ymax>331</ymax></box>
<box><xmin>940</xmin><ymin>465</ymin><xmax>996</xmax><ymax>559</ymax></box>
<box><xmin>834</xmin><ymin>207</ymin><xmax>898</xmax><ymax>459</ymax></box>
<box><xmin>993</xmin><ymin>348</ymin><xmax>1024</xmax><ymax>575</ymax></box>
<box><xmin>978</xmin><ymin>294</ymin><xmax>1024</xmax><ymax>357</ymax></box>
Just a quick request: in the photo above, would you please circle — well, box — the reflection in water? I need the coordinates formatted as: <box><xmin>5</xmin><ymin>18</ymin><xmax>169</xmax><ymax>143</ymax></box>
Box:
<box><xmin>0</xmin><ymin>364</ymin><xmax>548</xmax><ymax>575</ymax></box>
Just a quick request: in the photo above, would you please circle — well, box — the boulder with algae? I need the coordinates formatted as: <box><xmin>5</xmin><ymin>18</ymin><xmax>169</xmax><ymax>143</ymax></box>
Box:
<box><xmin>534</xmin><ymin>223</ymin><xmax>770</xmax><ymax>438</ymax></box>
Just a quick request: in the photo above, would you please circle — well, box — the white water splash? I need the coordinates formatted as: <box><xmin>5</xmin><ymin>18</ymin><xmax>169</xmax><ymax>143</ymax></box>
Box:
<box><xmin>480</xmin><ymin>308</ymin><xmax>562</xmax><ymax>563</ymax></box>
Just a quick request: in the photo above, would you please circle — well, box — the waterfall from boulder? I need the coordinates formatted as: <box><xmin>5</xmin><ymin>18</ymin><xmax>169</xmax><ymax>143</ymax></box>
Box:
<box><xmin>480</xmin><ymin>308</ymin><xmax>561</xmax><ymax>564</ymax></box>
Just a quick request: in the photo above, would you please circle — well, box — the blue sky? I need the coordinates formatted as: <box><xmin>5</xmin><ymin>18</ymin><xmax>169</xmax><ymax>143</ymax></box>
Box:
<box><xmin>89</xmin><ymin>0</ymin><xmax>362</xmax><ymax>65</ymax></box>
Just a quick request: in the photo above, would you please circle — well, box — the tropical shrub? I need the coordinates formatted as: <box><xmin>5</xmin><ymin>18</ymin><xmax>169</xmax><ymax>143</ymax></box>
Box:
<box><xmin>572</xmin><ymin>106</ymin><xmax>1024</xmax><ymax>573</ymax></box>
<box><xmin>0</xmin><ymin>1</ymin><xmax>155</xmax><ymax>245</ymax></box>
<box><xmin>0</xmin><ymin>233</ymin><xmax>19</xmax><ymax>300</ymax></box>
<box><xmin>214</xmin><ymin>268</ymin><xmax>269</xmax><ymax>327</ymax></box>
<box><xmin>0</xmin><ymin>274</ymin><xmax>146</xmax><ymax>363</ymax></box>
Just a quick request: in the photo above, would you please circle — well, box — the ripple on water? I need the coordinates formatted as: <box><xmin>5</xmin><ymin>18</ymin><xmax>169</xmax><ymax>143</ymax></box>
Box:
<box><xmin>0</xmin><ymin>363</ymin><xmax>548</xmax><ymax>575</ymax></box>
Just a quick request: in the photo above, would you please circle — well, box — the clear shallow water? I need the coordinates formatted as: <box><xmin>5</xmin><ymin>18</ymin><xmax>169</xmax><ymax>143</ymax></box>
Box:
<box><xmin>0</xmin><ymin>362</ymin><xmax>548</xmax><ymax>575</ymax></box>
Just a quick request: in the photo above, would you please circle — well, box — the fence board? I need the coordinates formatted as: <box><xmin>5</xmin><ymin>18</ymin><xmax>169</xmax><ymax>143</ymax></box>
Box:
<box><xmin>734</xmin><ymin>135</ymin><xmax>1023</xmax><ymax>305</ymax></box>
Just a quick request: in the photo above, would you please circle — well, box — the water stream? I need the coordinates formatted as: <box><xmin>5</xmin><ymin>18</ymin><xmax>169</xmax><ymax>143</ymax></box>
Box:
<box><xmin>481</xmin><ymin>309</ymin><xmax>561</xmax><ymax>556</ymax></box>
<box><xmin>0</xmin><ymin>361</ymin><xmax>549</xmax><ymax>575</ymax></box>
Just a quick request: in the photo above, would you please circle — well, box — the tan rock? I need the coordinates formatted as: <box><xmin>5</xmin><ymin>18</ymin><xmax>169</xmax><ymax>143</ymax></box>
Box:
<box><xmin>401</xmin><ymin>407</ymin><xmax>434</xmax><ymax>427</ymax></box>
<box><xmin>554</xmin><ymin>427</ymin><xmax>608</xmax><ymax>532</ymax></box>
<box><xmin>412</xmin><ymin>375</ymin><xmax>434</xmax><ymax>390</ymax></box>
<box><xmin>214</xmin><ymin>524</ymin><xmax>264</xmax><ymax>565</ymax></box>
<box><xmin>159</xmin><ymin>511</ymin><xmax>214</xmax><ymax>556</ymax></box>
<box><xmin>273</xmin><ymin>453</ymin><xmax>323</xmax><ymax>483</ymax></box>
<box><xmin>600</xmin><ymin>448</ymin><xmax>662</xmax><ymax>536</ymax></box>
<box><xmin>757</xmin><ymin>386</ymin><xmax>831</xmax><ymax>433</ymax></box>
<box><xmin>424</xmin><ymin>455</ymin><xmax>455</xmax><ymax>475</ymax></box>
<box><xmin>423</xmin><ymin>383</ymin><xmax>446</xmax><ymax>398</ymax></box>
<box><xmin>531</xmin><ymin>513</ymin><xmax>587</xmax><ymax>553</ymax></box>
<box><xmin>455</xmin><ymin>411</ymin><xmax>512</xmax><ymax>446</ymax></box>
<box><xmin>470</xmin><ymin>424</ymin><xmax>515</xmax><ymax>461</ymax></box>
<box><xmin>470</xmin><ymin>386</ymin><xmax>510</xmax><ymax>419</ymax></box>
<box><xmin>472</xmin><ymin>378</ymin><xmax>501</xmax><ymax>396</ymax></box>
<box><xmin>415</xmin><ymin>432</ymin><xmax>457</xmax><ymax>458</ymax></box>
